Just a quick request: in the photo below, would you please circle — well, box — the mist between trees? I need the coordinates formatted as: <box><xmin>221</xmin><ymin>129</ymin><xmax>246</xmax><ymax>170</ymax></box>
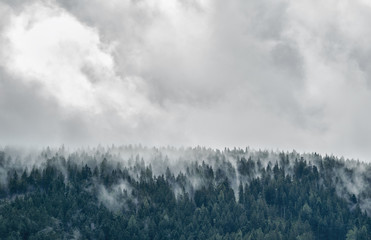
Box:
<box><xmin>0</xmin><ymin>145</ymin><xmax>370</xmax><ymax>239</ymax></box>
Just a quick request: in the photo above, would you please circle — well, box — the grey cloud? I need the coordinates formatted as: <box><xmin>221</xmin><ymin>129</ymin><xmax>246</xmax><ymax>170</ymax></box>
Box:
<box><xmin>54</xmin><ymin>0</ymin><xmax>304</xmax><ymax>113</ymax></box>
<box><xmin>270</xmin><ymin>42</ymin><xmax>303</xmax><ymax>80</ymax></box>
<box><xmin>0</xmin><ymin>67</ymin><xmax>93</xmax><ymax>146</ymax></box>
<box><xmin>1</xmin><ymin>0</ymin><xmax>371</xmax><ymax>161</ymax></box>
<box><xmin>0</xmin><ymin>68</ymin><xmax>60</xmax><ymax>144</ymax></box>
<box><xmin>230</xmin><ymin>0</ymin><xmax>288</xmax><ymax>40</ymax></box>
<box><xmin>350</xmin><ymin>49</ymin><xmax>371</xmax><ymax>86</ymax></box>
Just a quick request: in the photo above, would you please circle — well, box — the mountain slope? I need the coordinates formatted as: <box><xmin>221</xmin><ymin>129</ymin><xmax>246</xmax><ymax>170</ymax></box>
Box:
<box><xmin>0</xmin><ymin>146</ymin><xmax>370</xmax><ymax>239</ymax></box>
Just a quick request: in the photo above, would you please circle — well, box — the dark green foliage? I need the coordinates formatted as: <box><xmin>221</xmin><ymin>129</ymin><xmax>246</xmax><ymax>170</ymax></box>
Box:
<box><xmin>0</xmin><ymin>149</ymin><xmax>370</xmax><ymax>239</ymax></box>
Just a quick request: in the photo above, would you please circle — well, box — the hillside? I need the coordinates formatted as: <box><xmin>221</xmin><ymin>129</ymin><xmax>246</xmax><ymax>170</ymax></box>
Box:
<box><xmin>0</xmin><ymin>146</ymin><xmax>370</xmax><ymax>239</ymax></box>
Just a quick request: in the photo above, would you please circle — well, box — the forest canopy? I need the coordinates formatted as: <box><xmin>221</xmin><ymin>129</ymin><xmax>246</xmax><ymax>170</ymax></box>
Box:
<box><xmin>0</xmin><ymin>146</ymin><xmax>370</xmax><ymax>239</ymax></box>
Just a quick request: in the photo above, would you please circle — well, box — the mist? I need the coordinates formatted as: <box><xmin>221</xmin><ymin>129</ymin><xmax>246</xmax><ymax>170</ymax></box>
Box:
<box><xmin>1</xmin><ymin>145</ymin><xmax>371</xmax><ymax>214</ymax></box>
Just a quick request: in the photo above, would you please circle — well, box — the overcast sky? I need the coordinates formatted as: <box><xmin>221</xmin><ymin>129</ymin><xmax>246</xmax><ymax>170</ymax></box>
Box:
<box><xmin>1</xmin><ymin>0</ymin><xmax>371</xmax><ymax>161</ymax></box>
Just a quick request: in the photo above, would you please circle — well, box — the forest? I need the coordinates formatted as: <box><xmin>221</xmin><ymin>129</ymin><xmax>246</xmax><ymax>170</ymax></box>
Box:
<box><xmin>0</xmin><ymin>145</ymin><xmax>371</xmax><ymax>239</ymax></box>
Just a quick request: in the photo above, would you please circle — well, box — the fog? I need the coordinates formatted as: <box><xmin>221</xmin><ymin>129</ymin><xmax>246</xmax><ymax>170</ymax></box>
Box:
<box><xmin>1</xmin><ymin>145</ymin><xmax>371</xmax><ymax>214</ymax></box>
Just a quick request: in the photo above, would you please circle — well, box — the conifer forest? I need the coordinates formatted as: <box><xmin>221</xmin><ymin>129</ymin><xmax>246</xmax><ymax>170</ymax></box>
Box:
<box><xmin>0</xmin><ymin>146</ymin><xmax>370</xmax><ymax>239</ymax></box>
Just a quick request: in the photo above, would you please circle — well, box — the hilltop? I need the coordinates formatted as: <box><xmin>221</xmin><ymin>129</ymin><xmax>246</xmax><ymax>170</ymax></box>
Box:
<box><xmin>0</xmin><ymin>146</ymin><xmax>370</xmax><ymax>239</ymax></box>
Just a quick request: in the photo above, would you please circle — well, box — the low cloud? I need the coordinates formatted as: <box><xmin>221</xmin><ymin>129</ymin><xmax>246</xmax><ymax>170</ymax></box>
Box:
<box><xmin>97</xmin><ymin>180</ymin><xmax>134</xmax><ymax>212</ymax></box>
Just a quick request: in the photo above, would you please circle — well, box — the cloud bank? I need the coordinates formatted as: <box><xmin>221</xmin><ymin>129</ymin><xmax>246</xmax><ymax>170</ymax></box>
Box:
<box><xmin>1</xmin><ymin>0</ymin><xmax>371</xmax><ymax>161</ymax></box>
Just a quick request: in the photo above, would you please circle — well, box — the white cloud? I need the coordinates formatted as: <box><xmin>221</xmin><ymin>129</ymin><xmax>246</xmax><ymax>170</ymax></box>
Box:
<box><xmin>4</xmin><ymin>3</ymin><xmax>126</xmax><ymax>111</ymax></box>
<box><xmin>0</xmin><ymin>1</ymin><xmax>168</xmax><ymax>145</ymax></box>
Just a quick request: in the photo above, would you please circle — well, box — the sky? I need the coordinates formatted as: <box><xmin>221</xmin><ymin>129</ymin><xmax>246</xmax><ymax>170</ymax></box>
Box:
<box><xmin>1</xmin><ymin>0</ymin><xmax>371</xmax><ymax>161</ymax></box>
